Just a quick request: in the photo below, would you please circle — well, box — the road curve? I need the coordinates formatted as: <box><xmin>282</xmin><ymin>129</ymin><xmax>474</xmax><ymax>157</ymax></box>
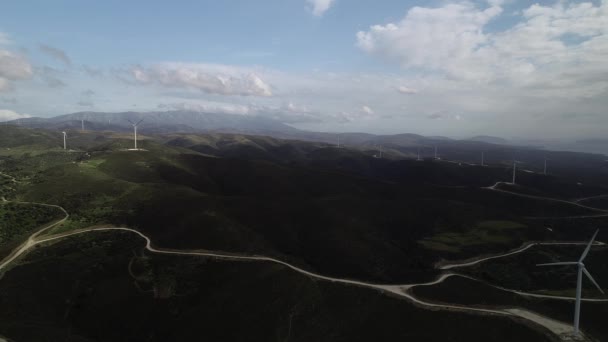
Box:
<box><xmin>485</xmin><ymin>182</ymin><xmax>608</xmax><ymax>214</ymax></box>
<box><xmin>439</xmin><ymin>241</ymin><xmax>606</xmax><ymax>271</ymax></box>
<box><xmin>1</xmin><ymin>178</ymin><xmax>604</xmax><ymax>339</ymax></box>
<box><xmin>23</xmin><ymin>226</ymin><xmax>578</xmax><ymax>338</ymax></box>
<box><xmin>0</xmin><ymin>201</ymin><xmax>69</xmax><ymax>272</ymax></box>
<box><xmin>574</xmin><ymin>194</ymin><xmax>608</xmax><ymax>204</ymax></box>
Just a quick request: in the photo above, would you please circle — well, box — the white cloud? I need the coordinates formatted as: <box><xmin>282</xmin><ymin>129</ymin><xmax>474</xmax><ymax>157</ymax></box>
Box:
<box><xmin>306</xmin><ymin>0</ymin><xmax>336</xmax><ymax>16</ymax></box>
<box><xmin>396</xmin><ymin>86</ymin><xmax>418</xmax><ymax>94</ymax></box>
<box><xmin>362</xmin><ymin>105</ymin><xmax>374</xmax><ymax>115</ymax></box>
<box><xmin>0</xmin><ymin>109</ymin><xmax>30</xmax><ymax>122</ymax></box>
<box><xmin>0</xmin><ymin>49</ymin><xmax>33</xmax><ymax>91</ymax></box>
<box><xmin>158</xmin><ymin>101</ymin><xmax>251</xmax><ymax>115</ymax></box>
<box><xmin>357</xmin><ymin>0</ymin><xmax>608</xmax><ymax>88</ymax></box>
<box><xmin>356</xmin><ymin>1</ymin><xmax>504</xmax><ymax>80</ymax></box>
<box><xmin>158</xmin><ymin>100</ymin><xmax>324</xmax><ymax>124</ymax></box>
<box><xmin>39</xmin><ymin>44</ymin><xmax>71</xmax><ymax>66</ymax></box>
<box><xmin>131</xmin><ymin>63</ymin><xmax>273</xmax><ymax>97</ymax></box>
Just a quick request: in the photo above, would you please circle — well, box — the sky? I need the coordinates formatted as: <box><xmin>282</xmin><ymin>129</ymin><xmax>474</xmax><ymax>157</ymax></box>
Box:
<box><xmin>0</xmin><ymin>0</ymin><xmax>607</xmax><ymax>139</ymax></box>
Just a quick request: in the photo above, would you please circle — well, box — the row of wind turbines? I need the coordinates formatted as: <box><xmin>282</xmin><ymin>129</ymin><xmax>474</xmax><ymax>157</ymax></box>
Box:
<box><xmin>61</xmin><ymin>119</ymin><xmax>144</xmax><ymax>151</ymax></box>
<box><xmin>61</xmin><ymin>124</ymin><xmax>604</xmax><ymax>337</ymax></box>
<box><xmin>372</xmin><ymin>144</ymin><xmax>551</xmax><ymax>182</ymax></box>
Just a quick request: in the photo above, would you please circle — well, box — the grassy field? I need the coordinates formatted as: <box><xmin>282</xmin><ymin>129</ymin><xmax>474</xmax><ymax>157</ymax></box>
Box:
<box><xmin>419</xmin><ymin>220</ymin><xmax>529</xmax><ymax>254</ymax></box>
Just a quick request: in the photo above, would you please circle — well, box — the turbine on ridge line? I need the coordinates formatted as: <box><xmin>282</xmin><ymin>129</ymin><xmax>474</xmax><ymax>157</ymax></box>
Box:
<box><xmin>127</xmin><ymin>119</ymin><xmax>144</xmax><ymax>150</ymax></box>
<box><xmin>62</xmin><ymin>131</ymin><xmax>67</xmax><ymax>150</ymax></box>
<box><xmin>537</xmin><ymin>229</ymin><xmax>604</xmax><ymax>336</ymax></box>
<box><xmin>511</xmin><ymin>160</ymin><xmax>523</xmax><ymax>184</ymax></box>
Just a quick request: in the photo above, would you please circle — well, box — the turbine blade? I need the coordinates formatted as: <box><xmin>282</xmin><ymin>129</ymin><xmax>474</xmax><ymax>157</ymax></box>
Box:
<box><xmin>136</xmin><ymin>119</ymin><xmax>145</xmax><ymax>126</ymax></box>
<box><xmin>579</xmin><ymin>229</ymin><xmax>599</xmax><ymax>262</ymax></box>
<box><xmin>127</xmin><ymin>119</ymin><xmax>135</xmax><ymax>125</ymax></box>
<box><xmin>583</xmin><ymin>267</ymin><xmax>605</xmax><ymax>294</ymax></box>
<box><xmin>536</xmin><ymin>262</ymin><xmax>577</xmax><ymax>267</ymax></box>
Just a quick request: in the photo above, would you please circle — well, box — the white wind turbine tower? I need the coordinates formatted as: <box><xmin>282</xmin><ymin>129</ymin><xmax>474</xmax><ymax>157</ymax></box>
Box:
<box><xmin>128</xmin><ymin>119</ymin><xmax>144</xmax><ymax>150</ymax></box>
<box><xmin>537</xmin><ymin>229</ymin><xmax>604</xmax><ymax>336</ymax></box>
<box><xmin>62</xmin><ymin>132</ymin><xmax>67</xmax><ymax>150</ymax></box>
<box><xmin>511</xmin><ymin>160</ymin><xmax>522</xmax><ymax>184</ymax></box>
<box><xmin>481</xmin><ymin>151</ymin><xmax>485</xmax><ymax>167</ymax></box>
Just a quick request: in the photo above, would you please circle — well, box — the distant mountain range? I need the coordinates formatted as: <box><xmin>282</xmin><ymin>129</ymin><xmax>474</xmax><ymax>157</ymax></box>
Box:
<box><xmin>11</xmin><ymin>111</ymin><xmax>298</xmax><ymax>135</ymax></box>
<box><xmin>8</xmin><ymin>111</ymin><xmax>508</xmax><ymax>147</ymax></box>
<box><xmin>8</xmin><ymin>110</ymin><xmax>608</xmax><ymax>156</ymax></box>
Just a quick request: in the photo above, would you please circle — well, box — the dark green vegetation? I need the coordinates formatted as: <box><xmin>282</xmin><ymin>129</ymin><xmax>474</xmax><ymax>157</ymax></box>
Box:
<box><xmin>463</xmin><ymin>245</ymin><xmax>608</xmax><ymax>297</ymax></box>
<box><xmin>412</xmin><ymin>275</ymin><xmax>608</xmax><ymax>341</ymax></box>
<box><xmin>0</xmin><ymin>231</ymin><xmax>553</xmax><ymax>342</ymax></box>
<box><xmin>1</xmin><ymin>125</ymin><xmax>608</xmax><ymax>341</ymax></box>
<box><xmin>1</xmin><ymin>126</ymin><xmax>607</xmax><ymax>283</ymax></box>
<box><xmin>0</xmin><ymin>202</ymin><xmax>63</xmax><ymax>259</ymax></box>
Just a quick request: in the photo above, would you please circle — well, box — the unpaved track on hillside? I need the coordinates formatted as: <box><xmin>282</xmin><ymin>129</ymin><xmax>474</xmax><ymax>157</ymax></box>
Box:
<box><xmin>2</xmin><ymin>175</ymin><xmax>607</xmax><ymax>340</ymax></box>
<box><xmin>0</xmin><ymin>224</ymin><xmax>584</xmax><ymax>339</ymax></box>
<box><xmin>0</xmin><ymin>201</ymin><xmax>69</xmax><ymax>272</ymax></box>
<box><xmin>486</xmin><ymin>182</ymin><xmax>608</xmax><ymax>214</ymax></box>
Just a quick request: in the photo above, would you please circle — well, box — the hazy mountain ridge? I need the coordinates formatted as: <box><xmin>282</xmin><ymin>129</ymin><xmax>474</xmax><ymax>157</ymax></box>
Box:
<box><xmin>8</xmin><ymin>110</ymin><xmax>608</xmax><ymax>156</ymax></box>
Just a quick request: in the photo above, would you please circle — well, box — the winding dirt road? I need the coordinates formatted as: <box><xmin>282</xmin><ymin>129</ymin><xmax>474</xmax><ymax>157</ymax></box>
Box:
<box><xmin>0</xmin><ymin>222</ymin><xmax>592</xmax><ymax>340</ymax></box>
<box><xmin>0</xmin><ymin>201</ymin><xmax>69</xmax><ymax>273</ymax></box>
<box><xmin>486</xmin><ymin>182</ymin><xmax>608</xmax><ymax>214</ymax></box>
<box><xmin>2</xmin><ymin>176</ymin><xmax>607</xmax><ymax>340</ymax></box>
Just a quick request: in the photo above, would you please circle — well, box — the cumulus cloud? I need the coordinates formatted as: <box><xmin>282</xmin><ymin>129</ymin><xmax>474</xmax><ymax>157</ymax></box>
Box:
<box><xmin>0</xmin><ymin>109</ymin><xmax>30</xmax><ymax>122</ymax></box>
<box><xmin>357</xmin><ymin>0</ymin><xmax>608</xmax><ymax>89</ymax></box>
<box><xmin>131</xmin><ymin>63</ymin><xmax>273</xmax><ymax>97</ymax></box>
<box><xmin>356</xmin><ymin>1</ymin><xmax>503</xmax><ymax>80</ymax></box>
<box><xmin>306</xmin><ymin>0</ymin><xmax>336</xmax><ymax>16</ymax></box>
<box><xmin>158</xmin><ymin>101</ymin><xmax>250</xmax><ymax>115</ymax></box>
<box><xmin>39</xmin><ymin>44</ymin><xmax>71</xmax><ymax>66</ymax></box>
<box><xmin>0</xmin><ymin>48</ymin><xmax>33</xmax><ymax>92</ymax></box>
<box><xmin>396</xmin><ymin>86</ymin><xmax>418</xmax><ymax>95</ymax></box>
<box><xmin>158</xmin><ymin>100</ymin><xmax>324</xmax><ymax>124</ymax></box>
<box><xmin>362</xmin><ymin>105</ymin><xmax>374</xmax><ymax>115</ymax></box>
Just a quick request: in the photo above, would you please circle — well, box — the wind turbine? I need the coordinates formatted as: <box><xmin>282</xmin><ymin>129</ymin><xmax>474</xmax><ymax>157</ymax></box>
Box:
<box><xmin>62</xmin><ymin>131</ymin><xmax>67</xmax><ymax>150</ymax></box>
<box><xmin>81</xmin><ymin>119</ymin><xmax>85</xmax><ymax>132</ymax></box>
<box><xmin>128</xmin><ymin>119</ymin><xmax>144</xmax><ymax>150</ymax></box>
<box><xmin>537</xmin><ymin>230</ymin><xmax>604</xmax><ymax>336</ymax></box>
<box><xmin>417</xmin><ymin>148</ymin><xmax>421</xmax><ymax>161</ymax></box>
<box><xmin>481</xmin><ymin>151</ymin><xmax>485</xmax><ymax>167</ymax></box>
<box><xmin>511</xmin><ymin>160</ymin><xmax>521</xmax><ymax>184</ymax></box>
